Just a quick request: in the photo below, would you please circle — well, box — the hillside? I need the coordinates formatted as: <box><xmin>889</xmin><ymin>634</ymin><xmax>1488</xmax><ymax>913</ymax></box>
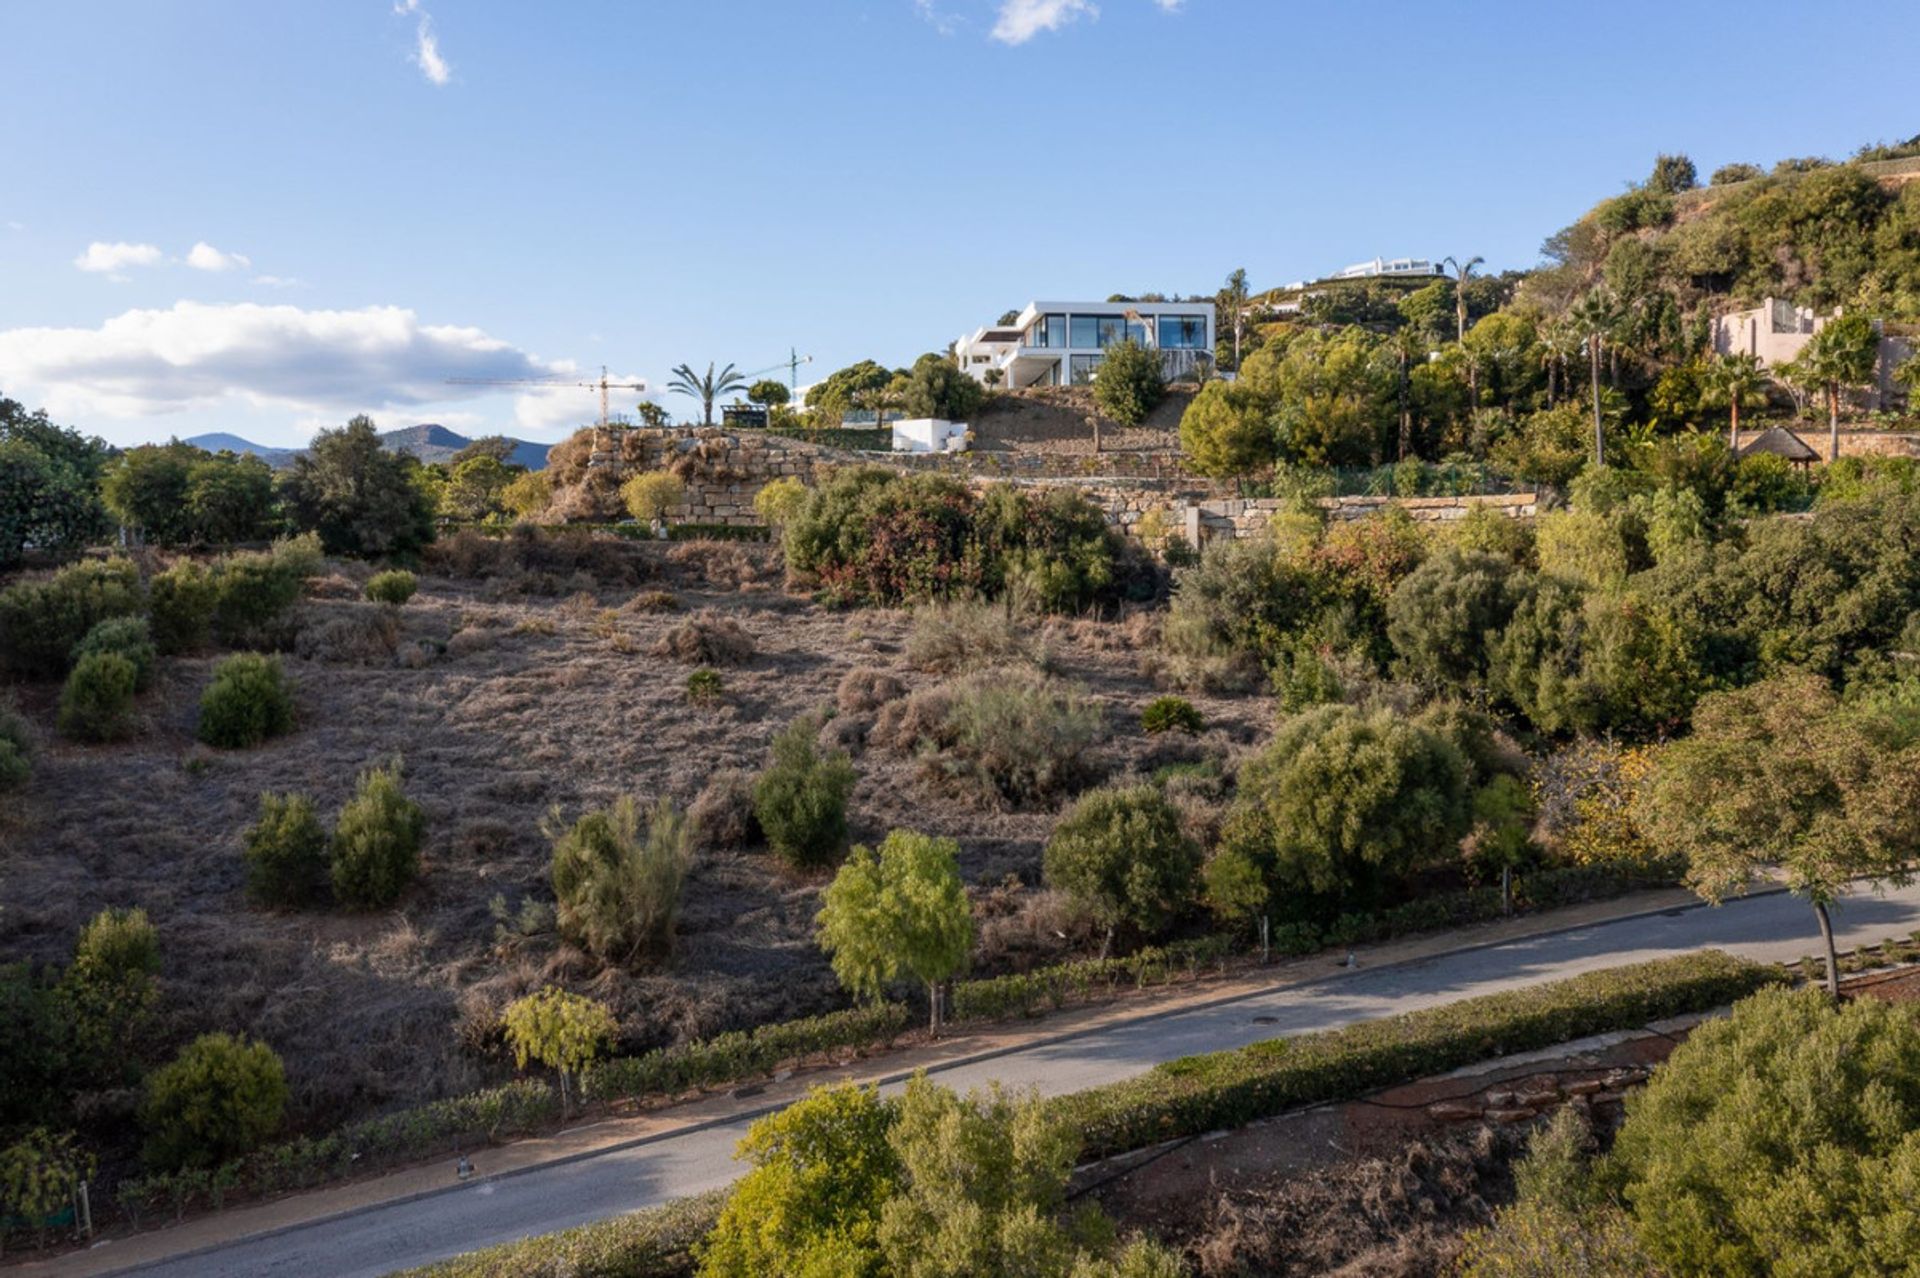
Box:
<box><xmin>183</xmin><ymin>424</ymin><xmax>552</xmax><ymax>471</ymax></box>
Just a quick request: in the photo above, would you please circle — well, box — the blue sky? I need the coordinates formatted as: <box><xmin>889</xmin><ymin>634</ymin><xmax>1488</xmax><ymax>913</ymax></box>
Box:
<box><xmin>2</xmin><ymin>0</ymin><xmax>1915</xmax><ymax>448</ymax></box>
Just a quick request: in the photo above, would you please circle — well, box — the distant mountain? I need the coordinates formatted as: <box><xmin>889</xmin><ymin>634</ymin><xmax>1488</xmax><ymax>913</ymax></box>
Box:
<box><xmin>180</xmin><ymin>425</ymin><xmax>552</xmax><ymax>472</ymax></box>
<box><xmin>182</xmin><ymin>432</ymin><xmax>300</xmax><ymax>467</ymax></box>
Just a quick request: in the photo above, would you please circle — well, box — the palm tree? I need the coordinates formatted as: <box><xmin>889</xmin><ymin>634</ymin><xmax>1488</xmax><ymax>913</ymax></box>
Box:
<box><xmin>1568</xmin><ymin>290</ymin><xmax>1622</xmax><ymax>466</ymax></box>
<box><xmin>1441</xmin><ymin>254</ymin><xmax>1484</xmax><ymax>343</ymax></box>
<box><xmin>1798</xmin><ymin>314</ymin><xmax>1880</xmax><ymax>462</ymax></box>
<box><xmin>1536</xmin><ymin>317</ymin><xmax>1580</xmax><ymax>405</ymax></box>
<box><xmin>1699</xmin><ymin>351</ymin><xmax>1769</xmax><ymax>450</ymax></box>
<box><xmin>1222</xmin><ymin>267</ymin><xmax>1250</xmax><ymax>368</ymax></box>
<box><xmin>667</xmin><ymin>362</ymin><xmax>748</xmax><ymax>427</ymax></box>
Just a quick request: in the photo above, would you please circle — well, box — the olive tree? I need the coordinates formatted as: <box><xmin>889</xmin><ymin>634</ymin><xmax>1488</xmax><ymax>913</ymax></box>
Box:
<box><xmin>817</xmin><ymin>830</ymin><xmax>972</xmax><ymax>1032</ymax></box>
<box><xmin>1043</xmin><ymin>785</ymin><xmax>1200</xmax><ymax>956</ymax></box>
<box><xmin>1634</xmin><ymin>672</ymin><xmax>1920</xmax><ymax>996</ymax></box>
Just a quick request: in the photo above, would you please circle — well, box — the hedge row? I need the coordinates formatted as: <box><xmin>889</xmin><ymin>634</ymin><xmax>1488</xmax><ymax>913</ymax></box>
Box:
<box><xmin>1051</xmin><ymin>949</ymin><xmax>1781</xmax><ymax>1161</ymax></box>
<box><xmin>584</xmin><ymin>1003</ymin><xmax>909</xmax><ymax>1104</ymax></box>
<box><xmin>766</xmin><ymin>426</ymin><xmax>892</xmax><ymax>451</ymax></box>
<box><xmin>392</xmin><ymin>1190</ymin><xmax>725</xmax><ymax>1278</ymax></box>
<box><xmin>951</xmin><ymin>937</ymin><xmax>1239</xmax><ymax>1023</ymax></box>
<box><xmin>439</xmin><ymin>521</ymin><xmax>772</xmax><ymax>543</ymax></box>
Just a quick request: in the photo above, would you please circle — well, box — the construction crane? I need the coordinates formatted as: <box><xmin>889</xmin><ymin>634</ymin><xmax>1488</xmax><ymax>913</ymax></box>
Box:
<box><xmin>447</xmin><ymin>366</ymin><xmax>652</xmax><ymax>429</ymax></box>
<box><xmin>740</xmin><ymin>349</ymin><xmax>814</xmax><ymax>391</ymax></box>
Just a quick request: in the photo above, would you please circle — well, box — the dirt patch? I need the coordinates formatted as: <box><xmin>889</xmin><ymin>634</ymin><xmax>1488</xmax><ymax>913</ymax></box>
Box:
<box><xmin>971</xmin><ymin>387</ymin><xmax>1194</xmax><ymax>456</ymax></box>
<box><xmin>0</xmin><ymin>544</ymin><xmax>1265</xmax><ymax>1141</ymax></box>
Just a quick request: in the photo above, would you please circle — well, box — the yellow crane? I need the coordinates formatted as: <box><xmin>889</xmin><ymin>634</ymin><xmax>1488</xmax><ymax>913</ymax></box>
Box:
<box><xmin>443</xmin><ymin>366</ymin><xmax>650</xmax><ymax>459</ymax></box>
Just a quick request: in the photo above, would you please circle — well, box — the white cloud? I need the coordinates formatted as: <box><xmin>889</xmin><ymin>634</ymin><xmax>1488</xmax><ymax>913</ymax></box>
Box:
<box><xmin>0</xmin><ymin>301</ymin><xmax>567</xmax><ymax>422</ymax></box>
<box><xmin>512</xmin><ymin>374</ymin><xmax>659</xmax><ymax>434</ymax></box>
<box><xmin>1152</xmin><ymin>0</ymin><xmax>1183</xmax><ymax>9</ymax></box>
<box><xmin>74</xmin><ymin>241</ymin><xmax>163</xmax><ymax>278</ymax></box>
<box><xmin>412</xmin><ymin>15</ymin><xmax>451</xmax><ymax>85</ymax></box>
<box><xmin>186</xmin><ymin>241</ymin><xmax>252</xmax><ymax>272</ymax></box>
<box><xmin>914</xmin><ymin>0</ymin><xmax>962</xmax><ymax>36</ymax></box>
<box><xmin>5</xmin><ymin>221</ymin><xmax>23</xmax><ymax>232</ymax></box>
<box><xmin>990</xmin><ymin>0</ymin><xmax>1097</xmax><ymax>43</ymax></box>
<box><xmin>251</xmin><ymin>274</ymin><xmax>302</xmax><ymax>288</ymax></box>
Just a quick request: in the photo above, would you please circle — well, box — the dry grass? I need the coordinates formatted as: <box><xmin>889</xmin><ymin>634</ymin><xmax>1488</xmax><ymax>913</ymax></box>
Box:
<box><xmin>0</xmin><ymin>538</ymin><xmax>1268</xmax><ymax>1137</ymax></box>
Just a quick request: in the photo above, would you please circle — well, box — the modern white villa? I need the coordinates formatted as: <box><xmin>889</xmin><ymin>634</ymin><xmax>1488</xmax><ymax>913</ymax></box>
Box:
<box><xmin>953</xmin><ymin>300</ymin><xmax>1216</xmax><ymax>389</ymax></box>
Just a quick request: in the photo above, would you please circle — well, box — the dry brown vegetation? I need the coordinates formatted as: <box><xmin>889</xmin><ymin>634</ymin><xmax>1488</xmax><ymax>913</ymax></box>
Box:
<box><xmin>0</xmin><ymin>536</ymin><xmax>1264</xmax><ymax>1136</ymax></box>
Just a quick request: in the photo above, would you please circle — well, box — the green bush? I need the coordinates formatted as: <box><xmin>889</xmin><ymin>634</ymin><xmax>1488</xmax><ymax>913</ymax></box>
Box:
<box><xmin>1608</xmin><ymin>984</ymin><xmax>1920</xmax><ymax>1274</ymax></box>
<box><xmin>685</xmin><ymin>667</ymin><xmax>724</xmax><ymax>704</ymax></box>
<box><xmin>148</xmin><ymin>559</ymin><xmax>219</xmax><ymax>654</ymax></box>
<box><xmin>0</xmin><ymin>558</ymin><xmax>143</xmax><ymax>679</ymax></box>
<box><xmin>547</xmin><ymin>797</ymin><xmax>692</xmax><ymax>964</ymax></box>
<box><xmin>584</xmin><ymin>1004</ymin><xmax>909</xmax><ymax>1104</ymax></box>
<box><xmin>57</xmin><ymin>651</ymin><xmax>138</xmax><ymax>742</ymax></box>
<box><xmin>141</xmin><ymin>1032</ymin><xmax>288</xmax><ymax>1171</ymax></box>
<box><xmin>0</xmin><ymin>1128</ymin><xmax>96</xmax><ymax>1245</ymax></box>
<box><xmin>62</xmin><ymin>906</ymin><xmax>162</xmax><ymax>1085</ymax></box>
<box><xmin>752</xmin><ymin>714</ymin><xmax>857</xmax><ymax>868</ymax></box>
<box><xmin>0</xmin><ymin>700</ymin><xmax>31</xmax><ymax>790</ymax></box>
<box><xmin>913</xmin><ymin>669</ymin><xmax>1102</xmax><ymax>807</ymax></box>
<box><xmin>1053</xmin><ymin>951</ymin><xmax>1780</xmax><ymax>1161</ymax></box>
<box><xmin>209</xmin><ymin>551</ymin><xmax>304</xmax><ymax>646</ymax></box>
<box><xmin>243</xmin><ymin>792</ymin><xmax>331</xmax><ymax>908</ymax></box>
<box><xmin>197</xmin><ymin>652</ymin><xmax>295</xmax><ymax>748</ymax></box>
<box><xmin>1092</xmin><ymin>339</ymin><xmax>1166</xmax><ymax>427</ymax></box>
<box><xmin>1385</xmin><ymin>548</ymin><xmax>1517</xmax><ymax>689</ymax></box>
<box><xmin>364</xmin><ymin>569</ymin><xmax>419</xmax><ymax>606</ymax></box>
<box><xmin>1140</xmin><ymin>695</ymin><xmax>1203</xmax><ymax>735</ymax></box>
<box><xmin>950</xmin><ymin>937</ymin><xmax>1236</xmax><ymax>1024</ymax></box>
<box><xmin>1044</xmin><ymin>785</ymin><xmax>1200</xmax><ymax>945</ymax></box>
<box><xmin>330</xmin><ymin>761</ymin><xmax>425</xmax><ymax>908</ymax></box>
<box><xmin>73</xmin><ymin>615</ymin><xmax>157</xmax><ymax>691</ymax></box>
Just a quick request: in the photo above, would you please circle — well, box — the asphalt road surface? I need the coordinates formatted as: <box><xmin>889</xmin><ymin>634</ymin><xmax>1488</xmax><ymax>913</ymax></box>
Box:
<box><xmin>96</xmin><ymin>882</ymin><xmax>1920</xmax><ymax>1278</ymax></box>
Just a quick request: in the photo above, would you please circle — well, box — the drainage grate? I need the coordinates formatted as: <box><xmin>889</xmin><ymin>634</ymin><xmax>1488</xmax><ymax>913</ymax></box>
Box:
<box><xmin>1250</xmin><ymin>1014</ymin><xmax>1279</xmax><ymax>1025</ymax></box>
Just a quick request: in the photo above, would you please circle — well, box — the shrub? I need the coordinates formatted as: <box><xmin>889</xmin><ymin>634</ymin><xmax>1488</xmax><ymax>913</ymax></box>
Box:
<box><xmin>835</xmin><ymin>666</ymin><xmax>905</xmax><ymax>715</ymax></box>
<box><xmin>753</xmin><ymin>714</ymin><xmax>857</xmax><ymax>869</ymax></box>
<box><xmin>141</xmin><ymin>1033</ymin><xmax>288</xmax><ymax>1171</ymax></box>
<box><xmin>243</xmin><ymin>792</ymin><xmax>331</xmax><ymax>908</ymax></box>
<box><xmin>688</xmin><ymin>768</ymin><xmax>760</xmax><ymax>850</ymax></box>
<box><xmin>817</xmin><ymin>830</ymin><xmax>973</xmax><ymax>1031</ymax></box>
<box><xmin>197</xmin><ymin>652</ymin><xmax>295</xmax><ymax>748</ymax></box>
<box><xmin>752</xmin><ymin>476</ymin><xmax>808</xmax><ymax>528</ymax></box>
<box><xmin>622</xmin><ymin>470</ymin><xmax>686</xmax><ymax>525</ymax></box>
<box><xmin>330</xmin><ymin>762</ymin><xmax>425</xmax><ymax>908</ymax></box>
<box><xmin>547</xmin><ymin>796</ymin><xmax>692</xmax><ymax>963</ymax></box>
<box><xmin>1384</xmin><ymin>548</ymin><xmax>1517</xmax><ymax>689</ymax></box>
<box><xmin>912</xmin><ymin>669</ymin><xmax>1102</xmax><ymax>807</ymax></box>
<box><xmin>584</xmin><ymin>1003</ymin><xmax>909</xmax><ymax>1105</ymax></box>
<box><xmin>650</xmin><ymin>610</ymin><xmax>755</xmax><ymax>665</ymax></box>
<box><xmin>0</xmin><ymin>1128</ymin><xmax>96</xmax><ymax>1247</ymax></box>
<box><xmin>1044</xmin><ymin>785</ymin><xmax>1200</xmax><ymax>947</ymax></box>
<box><xmin>57</xmin><ymin>651</ymin><xmax>138</xmax><ymax>742</ymax></box>
<box><xmin>1056</xmin><ymin>951</ymin><xmax>1779</xmax><ymax>1162</ymax></box>
<box><xmin>686</xmin><ymin>667</ymin><xmax>724</xmax><ymax>704</ymax></box>
<box><xmin>208</xmin><ymin>551</ymin><xmax>304</xmax><ymax>646</ymax></box>
<box><xmin>905</xmin><ymin>600</ymin><xmax>1034</xmax><ymax>673</ymax></box>
<box><xmin>73</xmin><ymin>615</ymin><xmax>157</xmax><ymax>691</ymax></box>
<box><xmin>0</xmin><ymin>558</ymin><xmax>142</xmax><ymax>679</ymax></box>
<box><xmin>500</xmin><ymin>987</ymin><xmax>618</xmax><ymax>1113</ymax></box>
<box><xmin>1092</xmin><ymin>339</ymin><xmax>1166</xmax><ymax>427</ymax></box>
<box><xmin>1140</xmin><ymin>695</ymin><xmax>1203</xmax><ymax>735</ymax></box>
<box><xmin>62</xmin><ymin>906</ymin><xmax>161</xmax><ymax>1083</ymax></box>
<box><xmin>364</xmin><ymin>569</ymin><xmax>418</xmax><ymax>605</ymax></box>
<box><xmin>0</xmin><ymin>700</ymin><xmax>31</xmax><ymax>790</ymax></box>
<box><xmin>148</xmin><ymin>559</ymin><xmax>218</xmax><ymax>654</ymax></box>
<box><xmin>1608</xmin><ymin>984</ymin><xmax>1920</xmax><ymax>1274</ymax></box>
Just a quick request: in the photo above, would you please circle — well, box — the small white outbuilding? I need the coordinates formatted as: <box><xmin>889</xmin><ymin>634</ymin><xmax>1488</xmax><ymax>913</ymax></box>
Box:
<box><xmin>891</xmin><ymin>418</ymin><xmax>969</xmax><ymax>454</ymax></box>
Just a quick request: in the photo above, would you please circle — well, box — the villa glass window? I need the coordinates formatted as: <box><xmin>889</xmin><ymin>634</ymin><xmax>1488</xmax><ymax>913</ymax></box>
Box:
<box><xmin>1070</xmin><ymin>354</ymin><xmax>1102</xmax><ymax>384</ymax></box>
<box><xmin>1159</xmin><ymin>315</ymin><xmax>1208</xmax><ymax>349</ymax></box>
<box><xmin>1029</xmin><ymin>313</ymin><xmax>1066</xmax><ymax>348</ymax></box>
<box><xmin>1096</xmin><ymin>316</ymin><xmax>1135</xmax><ymax>348</ymax></box>
<box><xmin>1069</xmin><ymin>314</ymin><xmax>1100</xmax><ymax>348</ymax></box>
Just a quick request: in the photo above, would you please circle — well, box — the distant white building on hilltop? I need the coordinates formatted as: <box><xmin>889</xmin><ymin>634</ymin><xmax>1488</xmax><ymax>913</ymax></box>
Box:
<box><xmin>953</xmin><ymin>300</ymin><xmax>1215</xmax><ymax>390</ymax></box>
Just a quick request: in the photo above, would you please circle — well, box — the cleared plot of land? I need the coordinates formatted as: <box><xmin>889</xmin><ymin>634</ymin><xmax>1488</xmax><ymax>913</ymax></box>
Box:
<box><xmin>0</xmin><ymin>542</ymin><xmax>1260</xmax><ymax>1133</ymax></box>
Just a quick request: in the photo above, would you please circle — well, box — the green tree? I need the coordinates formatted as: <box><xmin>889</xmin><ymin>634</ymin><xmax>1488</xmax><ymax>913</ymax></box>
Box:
<box><xmin>902</xmin><ymin>353</ymin><xmax>984</xmax><ymax>422</ymax></box>
<box><xmin>1568</xmin><ymin>290</ymin><xmax>1623</xmax><ymax>466</ymax></box>
<box><xmin>1800</xmin><ymin>312</ymin><xmax>1881</xmax><ymax>461</ymax></box>
<box><xmin>0</xmin><ymin>1129</ymin><xmax>96</xmax><ymax>1253</ymax></box>
<box><xmin>1091</xmin><ymin>339</ymin><xmax>1165</xmax><ymax>429</ymax></box>
<box><xmin>1043</xmin><ymin>786</ymin><xmax>1199</xmax><ymax>955</ymax></box>
<box><xmin>1223</xmin><ymin>704</ymin><xmax>1472</xmax><ymax>910</ymax></box>
<box><xmin>1178</xmin><ymin>380</ymin><xmax>1273</xmax><ymax>479</ymax></box>
<box><xmin>746</xmin><ymin>378</ymin><xmax>791</xmax><ymax>408</ymax></box>
<box><xmin>1240</xmin><ymin>327</ymin><xmax>1395</xmax><ymax>467</ymax></box>
<box><xmin>1443</xmin><ymin>253</ymin><xmax>1484</xmax><ymax>343</ymax></box>
<box><xmin>277</xmin><ymin>416</ymin><xmax>436</xmax><ymax>556</ymax></box>
<box><xmin>668</xmin><ymin>362</ymin><xmax>748</xmax><ymax>427</ymax></box>
<box><xmin>1634</xmin><ymin>672</ymin><xmax>1920</xmax><ymax>996</ymax></box>
<box><xmin>140</xmin><ymin>1033</ymin><xmax>287</xmax><ymax>1170</ymax></box>
<box><xmin>753</xmin><ymin>714</ymin><xmax>857</xmax><ymax>869</ymax></box>
<box><xmin>500</xmin><ymin>987</ymin><xmax>618</xmax><ymax>1115</ymax></box>
<box><xmin>57</xmin><ymin>650</ymin><xmax>138</xmax><ymax>742</ymax></box>
<box><xmin>546</xmin><ymin>796</ymin><xmax>692</xmax><ymax>965</ymax></box>
<box><xmin>243</xmin><ymin>792</ymin><xmax>331</xmax><ymax>908</ymax></box>
<box><xmin>101</xmin><ymin>441</ymin><xmax>201</xmax><ymax>543</ymax></box>
<box><xmin>1385</xmin><ymin>548</ymin><xmax>1518</xmax><ymax>690</ymax></box>
<box><xmin>1646</xmin><ymin>152</ymin><xmax>1698</xmax><ymax>195</ymax></box>
<box><xmin>186</xmin><ymin>452</ymin><xmax>276</xmax><ymax>543</ymax></box>
<box><xmin>438</xmin><ymin>454</ymin><xmax>515</xmax><ymax>522</ymax></box>
<box><xmin>1698</xmin><ymin>351</ymin><xmax>1769</xmax><ymax>449</ymax></box>
<box><xmin>61</xmin><ymin>906</ymin><xmax>161</xmax><ymax>1085</ymax></box>
<box><xmin>698</xmin><ymin>1082</ymin><xmax>902</xmax><ymax>1278</ymax></box>
<box><xmin>330</xmin><ymin>760</ymin><xmax>425</xmax><ymax>909</ymax></box>
<box><xmin>1490</xmin><ymin>579</ymin><xmax>1701</xmax><ymax>738</ymax></box>
<box><xmin>1609</xmin><ymin>985</ymin><xmax>1920</xmax><ymax>1275</ymax></box>
<box><xmin>0</xmin><ymin>400</ymin><xmax>109</xmax><ymax>568</ymax></box>
<box><xmin>817</xmin><ymin>830</ymin><xmax>972</xmax><ymax>1032</ymax></box>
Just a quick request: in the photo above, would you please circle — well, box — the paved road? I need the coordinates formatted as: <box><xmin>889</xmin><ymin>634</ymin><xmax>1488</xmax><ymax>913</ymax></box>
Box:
<box><xmin>97</xmin><ymin>883</ymin><xmax>1920</xmax><ymax>1278</ymax></box>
